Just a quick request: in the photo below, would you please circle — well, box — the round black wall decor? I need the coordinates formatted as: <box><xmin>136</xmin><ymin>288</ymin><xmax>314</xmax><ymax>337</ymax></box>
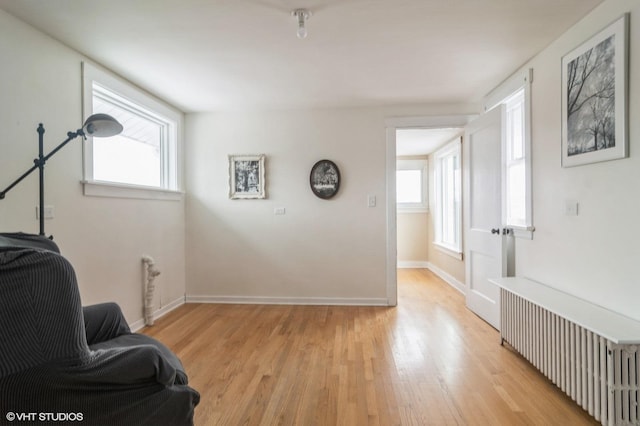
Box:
<box><xmin>310</xmin><ymin>159</ymin><xmax>340</xmax><ymax>199</ymax></box>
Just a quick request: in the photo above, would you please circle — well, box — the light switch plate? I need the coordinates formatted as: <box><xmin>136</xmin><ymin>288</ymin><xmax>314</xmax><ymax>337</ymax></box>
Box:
<box><xmin>35</xmin><ymin>205</ymin><xmax>55</xmax><ymax>219</ymax></box>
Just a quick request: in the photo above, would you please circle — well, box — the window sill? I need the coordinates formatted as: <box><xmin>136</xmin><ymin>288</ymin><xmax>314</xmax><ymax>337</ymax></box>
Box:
<box><xmin>82</xmin><ymin>180</ymin><xmax>183</xmax><ymax>201</ymax></box>
<box><xmin>433</xmin><ymin>242</ymin><xmax>463</xmax><ymax>260</ymax></box>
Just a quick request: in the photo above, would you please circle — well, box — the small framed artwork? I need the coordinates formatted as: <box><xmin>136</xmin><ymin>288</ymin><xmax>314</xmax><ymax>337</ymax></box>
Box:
<box><xmin>561</xmin><ymin>14</ymin><xmax>628</xmax><ymax>167</ymax></box>
<box><xmin>310</xmin><ymin>159</ymin><xmax>340</xmax><ymax>199</ymax></box>
<box><xmin>229</xmin><ymin>154</ymin><xmax>266</xmax><ymax>199</ymax></box>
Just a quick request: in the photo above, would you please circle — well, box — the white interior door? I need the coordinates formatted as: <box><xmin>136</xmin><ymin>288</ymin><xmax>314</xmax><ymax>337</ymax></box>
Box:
<box><xmin>463</xmin><ymin>106</ymin><xmax>506</xmax><ymax>330</ymax></box>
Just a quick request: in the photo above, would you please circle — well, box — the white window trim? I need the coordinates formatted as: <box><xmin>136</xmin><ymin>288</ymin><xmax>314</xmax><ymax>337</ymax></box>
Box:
<box><xmin>433</xmin><ymin>138</ymin><xmax>462</xmax><ymax>256</ymax></box>
<box><xmin>81</xmin><ymin>62</ymin><xmax>183</xmax><ymax>200</ymax></box>
<box><xmin>396</xmin><ymin>158</ymin><xmax>428</xmax><ymax>213</ymax></box>
<box><xmin>484</xmin><ymin>68</ymin><xmax>534</xmax><ymax>239</ymax></box>
<box><xmin>83</xmin><ymin>180</ymin><xmax>183</xmax><ymax>201</ymax></box>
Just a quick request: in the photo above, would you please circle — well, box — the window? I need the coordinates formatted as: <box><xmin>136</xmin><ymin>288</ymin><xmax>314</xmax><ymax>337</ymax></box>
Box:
<box><xmin>82</xmin><ymin>62</ymin><xmax>182</xmax><ymax>200</ymax></box>
<box><xmin>396</xmin><ymin>159</ymin><xmax>428</xmax><ymax>212</ymax></box>
<box><xmin>434</xmin><ymin>138</ymin><xmax>462</xmax><ymax>257</ymax></box>
<box><xmin>484</xmin><ymin>68</ymin><xmax>534</xmax><ymax>238</ymax></box>
<box><xmin>504</xmin><ymin>89</ymin><xmax>527</xmax><ymax>227</ymax></box>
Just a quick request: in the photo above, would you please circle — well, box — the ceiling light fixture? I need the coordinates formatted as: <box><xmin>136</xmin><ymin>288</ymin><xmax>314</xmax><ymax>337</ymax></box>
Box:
<box><xmin>291</xmin><ymin>9</ymin><xmax>311</xmax><ymax>39</ymax></box>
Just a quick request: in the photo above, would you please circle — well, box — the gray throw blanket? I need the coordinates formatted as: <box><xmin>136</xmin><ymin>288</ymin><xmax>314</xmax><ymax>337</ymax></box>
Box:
<box><xmin>0</xmin><ymin>239</ymin><xmax>199</xmax><ymax>425</ymax></box>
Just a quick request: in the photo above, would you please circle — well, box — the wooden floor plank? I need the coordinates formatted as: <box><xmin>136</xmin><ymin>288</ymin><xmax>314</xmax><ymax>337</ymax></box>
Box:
<box><xmin>143</xmin><ymin>269</ymin><xmax>598</xmax><ymax>425</ymax></box>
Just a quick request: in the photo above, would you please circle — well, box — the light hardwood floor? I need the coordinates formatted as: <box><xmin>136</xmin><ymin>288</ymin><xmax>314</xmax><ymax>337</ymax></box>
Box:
<box><xmin>143</xmin><ymin>269</ymin><xmax>598</xmax><ymax>425</ymax></box>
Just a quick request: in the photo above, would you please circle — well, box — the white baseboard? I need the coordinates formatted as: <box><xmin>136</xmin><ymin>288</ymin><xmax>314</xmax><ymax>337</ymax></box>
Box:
<box><xmin>397</xmin><ymin>260</ymin><xmax>430</xmax><ymax>269</ymax></box>
<box><xmin>185</xmin><ymin>295</ymin><xmax>390</xmax><ymax>306</ymax></box>
<box><xmin>129</xmin><ymin>295</ymin><xmax>185</xmax><ymax>332</ymax></box>
<box><xmin>426</xmin><ymin>262</ymin><xmax>465</xmax><ymax>294</ymax></box>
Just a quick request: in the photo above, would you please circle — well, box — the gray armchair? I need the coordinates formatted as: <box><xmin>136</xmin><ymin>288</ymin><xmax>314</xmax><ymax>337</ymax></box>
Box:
<box><xmin>0</xmin><ymin>233</ymin><xmax>199</xmax><ymax>425</ymax></box>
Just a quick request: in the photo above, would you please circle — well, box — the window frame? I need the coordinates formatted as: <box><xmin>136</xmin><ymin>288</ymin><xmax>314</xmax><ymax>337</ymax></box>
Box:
<box><xmin>396</xmin><ymin>158</ymin><xmax>428</xmax><ymax>213</ymax></box>
<box><xmin>433</xmin><ymin>138</ymin><xmax>462</xmax><ymax>258</ymax></box>
<box><xmin>484</xmin><ymin>68</ymin><xmax>534</xmax><ymax>239</ymax></box>
<box><xmin>81</xmin><ymin>62</ymin><xmax>183</xmax><ymax>200</ymax></box>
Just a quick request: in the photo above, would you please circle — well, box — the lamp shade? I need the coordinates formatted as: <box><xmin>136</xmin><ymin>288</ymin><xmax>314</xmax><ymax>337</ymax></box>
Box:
<box><xmin>82</xmin><ymin>113</ymin><xmax>123</xmax><ymax>137</ymax></box>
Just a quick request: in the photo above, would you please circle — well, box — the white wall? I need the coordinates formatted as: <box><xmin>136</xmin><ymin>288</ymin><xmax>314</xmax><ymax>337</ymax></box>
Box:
<box><xmin>184</xmin><ymin>105</ymin><xmax>478</xmax><ymax>304</ymax></box>
<box><xmin>515</xmin><ymin>0</ymin><xmax>640</xmax><ymax>320</ymax></box>
<box><xmin>185</xmin><ymin>109</ymin><xmax>390</xmax><ymax>303</ymax></box>
<box><xmin>0</xmin><ymin>10</ymin><xmax>187</xmax><ymax>326</ymax></box>
<box><xmin>397</xmin><ymin>212</ymin><xmax>429</xmax><ymax>267</ymax></box>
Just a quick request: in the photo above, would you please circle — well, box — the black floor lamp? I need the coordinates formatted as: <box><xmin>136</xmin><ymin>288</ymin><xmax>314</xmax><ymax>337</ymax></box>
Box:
<box><xmin>0</xmin><ymin>113</ymin><xmax>123</xmax><ymax>237</ymax></box>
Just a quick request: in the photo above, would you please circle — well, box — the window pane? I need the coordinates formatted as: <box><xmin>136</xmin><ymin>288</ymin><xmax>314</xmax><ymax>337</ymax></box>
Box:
<box><xmin>93</xmin><ymin>135</ymin><xmax>161</xmax><ymax>187</ymax></box>
<box><xmin>440</xmin><ymin>155</ymin><xmax>460</xmax><ymax>246</ymax></box>
<box><xmin>434</xmin><ymin>139</ymin><xmax>461</xmax><ymax>253</ymax></box>
<box><xmin>504</xmin><ymin>87</ymin><xmax>527</xmax><ymax>228</ymax></box>
<box><xmin>396</xmin><ymin>170</ymin><xmax>422</xmax><ymax>203</ymax></box>
<box><xmin>506</xmin><ymin>89</ymin><xmax>525</xmax><ymax>161</ymax></box>
<box><xmin>506</xmin><ymin>162</ymin><xmax>526</xmax><ymax>226</ymax></box>
<box><xmin>92</xmin><ymin>88</ymin><xmax>165</xmax><ymax>187</ymax></box>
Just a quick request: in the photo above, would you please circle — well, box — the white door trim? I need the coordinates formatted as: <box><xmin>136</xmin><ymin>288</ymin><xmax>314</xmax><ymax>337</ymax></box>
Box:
<box><xmin>384</xmin><ymin>114</ymin><xmax>477</xmax><ymax>307</ymax></box>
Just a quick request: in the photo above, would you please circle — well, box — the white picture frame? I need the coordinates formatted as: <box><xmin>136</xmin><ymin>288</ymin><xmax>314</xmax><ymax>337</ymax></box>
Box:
<box><xmin>229</xmin><ymin>154</ymin><xmax>266</xmax><ymax>199</ymax></box>
<box><xmin>561</xmin><ymin>14</ymin><xmax>628</xmax><ymax>167</ymax></box>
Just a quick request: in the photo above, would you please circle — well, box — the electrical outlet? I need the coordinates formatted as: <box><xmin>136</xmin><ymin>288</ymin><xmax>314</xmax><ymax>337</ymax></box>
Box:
<box><xmin>35</xmin><ymin>205</ymin><xmax>55</xmax><ymax>219</ymax></box>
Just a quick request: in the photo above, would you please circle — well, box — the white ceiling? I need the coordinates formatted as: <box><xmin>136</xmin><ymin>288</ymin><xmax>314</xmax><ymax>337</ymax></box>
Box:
<box><xmin>0</xmin><ymin>0</ymin><xmax>601</xmax><ymax>113</ymax></box>
<box><xmin>396</xmin><ymin>128</ymin><xmax>462</xmax><ymax>156</ymax></box>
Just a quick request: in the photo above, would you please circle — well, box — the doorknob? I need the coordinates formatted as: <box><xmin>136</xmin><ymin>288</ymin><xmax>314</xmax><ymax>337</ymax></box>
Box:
<box><xmin>491</xmin><ymin>228</ymin><xmax>500</xmax><ymax>234</ymax></box>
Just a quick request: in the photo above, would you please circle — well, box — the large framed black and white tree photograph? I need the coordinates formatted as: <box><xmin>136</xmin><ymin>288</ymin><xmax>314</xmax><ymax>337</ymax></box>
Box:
<box><xmin>561</xmin><ymin>14</ymin><xmax>628</xmax><ymax>167</ymax></box>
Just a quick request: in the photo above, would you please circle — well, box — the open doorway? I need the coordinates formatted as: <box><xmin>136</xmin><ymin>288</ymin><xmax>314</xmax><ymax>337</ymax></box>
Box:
<box><xmin>384</xmin><ymin>116</ymin><xmax>474</xmax><ymax>306</ymax></box>
<box><xmin>396</xmin><ymin>128</ymin><xmax>460</xmax><ymax>268</ymax></box>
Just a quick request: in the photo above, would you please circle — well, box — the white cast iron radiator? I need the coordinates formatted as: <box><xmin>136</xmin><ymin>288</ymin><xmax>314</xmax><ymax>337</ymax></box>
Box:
<box><xmin>491</xmin><ymin>277</ymin><xmax>640</xmax><ymax>426</ymax></box>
